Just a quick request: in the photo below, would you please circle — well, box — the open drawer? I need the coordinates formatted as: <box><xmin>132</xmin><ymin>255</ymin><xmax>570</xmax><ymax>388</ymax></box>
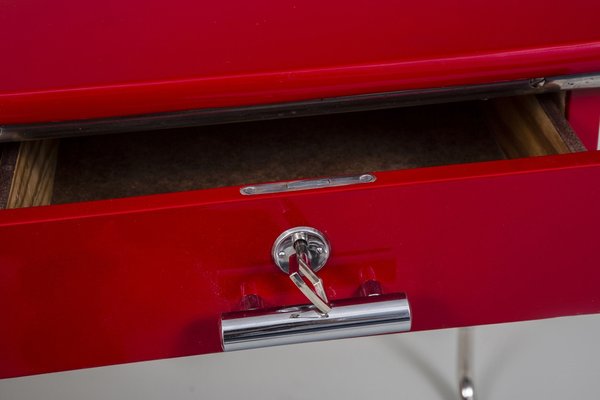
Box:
<box><xmin>1</xmin><ymin>94</ymin><xmax>599</xmax><ymax>378</ymax></box>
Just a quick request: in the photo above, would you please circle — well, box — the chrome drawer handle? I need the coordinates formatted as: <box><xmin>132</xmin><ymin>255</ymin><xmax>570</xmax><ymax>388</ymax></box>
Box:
<box><xmin>220</xmin><ymin>226</ymin><xmax>411</xmax><ymax>351</ymax></box>
<box><xmin>221</xmin><ymin>293</ymin><xmax>410</xmax><ymax>351</ymax></box>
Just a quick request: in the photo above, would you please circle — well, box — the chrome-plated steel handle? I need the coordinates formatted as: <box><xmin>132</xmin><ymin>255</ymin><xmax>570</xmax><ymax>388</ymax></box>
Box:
<box><xmin>221</xmin><ymin>293</ymin><xmax>411</xmax><ymax>351</ymax></box>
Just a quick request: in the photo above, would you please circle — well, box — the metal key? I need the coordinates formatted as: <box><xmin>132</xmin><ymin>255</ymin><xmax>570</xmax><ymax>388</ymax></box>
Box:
<box><xmin>272</xmin><ymin>227</ymin><xmax>332</xmax><ymax>315</ymax></box>
<box><xmin>289</xmin><ymin>235</ymin><xmax>331</xmax><ymax>314</ymax></box>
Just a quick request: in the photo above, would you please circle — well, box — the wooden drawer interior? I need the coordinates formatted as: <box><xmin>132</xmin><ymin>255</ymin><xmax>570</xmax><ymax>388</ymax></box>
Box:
<box><xmin>0</xmin><ymin>93</ymin><xmax>584</xmax><ymax>209</ymax></box>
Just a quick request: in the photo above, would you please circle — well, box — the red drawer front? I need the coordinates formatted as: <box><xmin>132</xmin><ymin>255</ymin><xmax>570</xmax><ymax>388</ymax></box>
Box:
<box><xmin>1</xmin><ymin>152</ymin><xmax>600</xmax><ymax>377</ymax></box>
<box><xmin>2</xmin><ymin>0</ymin><xmax>600</xmax><ymax>123</ymax></box>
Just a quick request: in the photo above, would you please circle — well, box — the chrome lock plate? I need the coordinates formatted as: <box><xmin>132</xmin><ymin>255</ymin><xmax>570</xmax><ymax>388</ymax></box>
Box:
<box><xmin>271</xmin><ymin>226</ymin><xmax>330</xmax><ymax>274</ymax></box>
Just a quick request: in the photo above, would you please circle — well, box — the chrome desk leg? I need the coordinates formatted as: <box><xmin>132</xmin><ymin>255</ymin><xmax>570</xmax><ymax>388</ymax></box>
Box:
<box><xmin>458</xmin><ymin>328</ymin><xmax>476</xmax><ymax>400</ymax></box>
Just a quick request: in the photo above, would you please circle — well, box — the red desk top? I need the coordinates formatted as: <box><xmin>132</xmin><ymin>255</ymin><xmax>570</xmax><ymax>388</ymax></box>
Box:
<box><xmin>2</xmin><ymin>0</ymin><xmax>600</xmax><ymax>124</ymax></box>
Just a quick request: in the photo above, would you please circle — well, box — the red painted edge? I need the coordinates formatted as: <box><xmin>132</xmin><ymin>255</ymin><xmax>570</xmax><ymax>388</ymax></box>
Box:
<box><xmin>2</xmin><ymin>43</ymin><xmax>600</xmax><ymax>124</ymax></box>
<box><xmin>1</xmin><ymin>151</ymin><xmax>598</xmax><ymax>226</ymax></box>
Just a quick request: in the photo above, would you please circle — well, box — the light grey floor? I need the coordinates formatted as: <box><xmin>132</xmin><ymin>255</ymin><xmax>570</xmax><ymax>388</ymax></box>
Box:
<box><xmin>2</xmin><ymin>314</ymin><xmax>599</xmax><ymax>399</ymax></box>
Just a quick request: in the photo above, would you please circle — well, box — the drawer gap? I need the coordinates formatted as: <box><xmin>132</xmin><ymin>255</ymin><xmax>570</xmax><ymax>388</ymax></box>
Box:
<box><xmin>0</xmin><ymin>93</ymin><xmax>585</xmax><ymax>209</ymax></box>
<box><xmin>483</xmin><ymin>94</ymin><xmax>583</xmax><ymax>159</ymax></box>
